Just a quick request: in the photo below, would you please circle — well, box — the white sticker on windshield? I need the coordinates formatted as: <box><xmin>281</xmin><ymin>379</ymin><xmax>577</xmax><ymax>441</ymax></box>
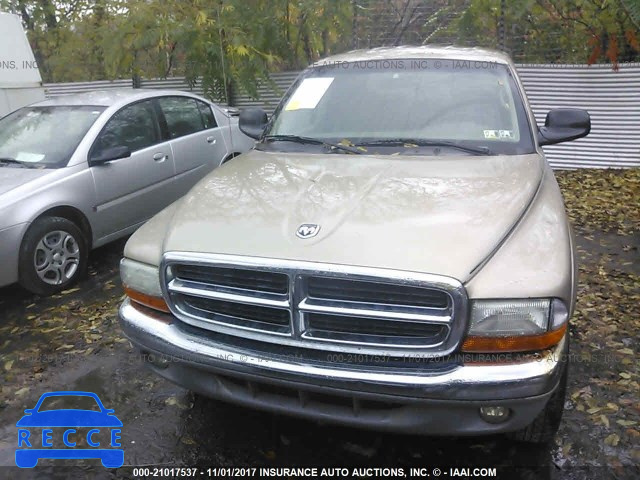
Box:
<box><xmin>484</xmin><ymin>129</ymin><xmax>514</xmax><ymax>140</ymax></box>
<box><xmin>15</xmin><ymin>152</ymin><xmax>45</xmax><ymax>163</ymax></box>
<box><xmin>483</xmin><ymin>130</ymin><xmax>498</xmax><ymax>139</ymax></box>
<box><xmin>285</xmin><ymin>77</ymin><xmax>334</xmax><ymax>111</ymax></box>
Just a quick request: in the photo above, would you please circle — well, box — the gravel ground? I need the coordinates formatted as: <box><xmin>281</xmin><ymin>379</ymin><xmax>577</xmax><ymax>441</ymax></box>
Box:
<box><xmin>0</xmin><ymin>168</ymin><xmax>638</xmax><ymax>479</ymax></box>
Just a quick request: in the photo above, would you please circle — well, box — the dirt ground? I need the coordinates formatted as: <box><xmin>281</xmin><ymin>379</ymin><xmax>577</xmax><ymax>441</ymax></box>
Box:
<box><xmin>0</xmin><ymin>168</ymin><xmax>638</xmax><ymax>479</ymax></box>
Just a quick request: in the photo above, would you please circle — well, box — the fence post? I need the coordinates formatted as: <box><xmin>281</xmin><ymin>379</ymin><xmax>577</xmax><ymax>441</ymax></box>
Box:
<box><xmin>226</xmin><ymin>80</ymin><xmax>235</xmax><ymax>107</ymax></box>
<box><xmin>499</xmin><ymin>0</ymin><xmax>506</xmax><ymax>51</ymax></box>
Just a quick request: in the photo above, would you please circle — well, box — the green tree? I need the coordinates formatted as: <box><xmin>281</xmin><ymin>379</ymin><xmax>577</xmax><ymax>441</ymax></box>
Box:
<box><xmin>0</xmin><ymin>0</ymin><xmax>120</xmax><ymax>81</ymax></box>
<box><xmin>4</xmin><ymin>0</ymin><xmax>637</xmax><ymax>91</ymax></box>
<box><xmin>451</xmin><ymin>0</ymin><xmax>639</xmax><ymax>65</ymax></box>
<box><xmin>99</xmin><ymin>0</ymin><xmax>356</xmax><ymax>100</ymax></box>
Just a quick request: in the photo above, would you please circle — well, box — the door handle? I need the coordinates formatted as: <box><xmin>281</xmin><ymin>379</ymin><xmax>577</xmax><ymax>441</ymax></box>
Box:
<box><xmin>153</xmin><ymin>153</ymin><xmax>168</xmax><ymax>162</ymax></box>
<box><xmin>206</xmin><ymin>136</ymin><xmax>216</xmax><ymax>144</ymax></box>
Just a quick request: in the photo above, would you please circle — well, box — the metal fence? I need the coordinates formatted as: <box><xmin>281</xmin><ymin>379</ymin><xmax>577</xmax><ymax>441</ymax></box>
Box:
<box><xmin>231</xmin><ymin>71</ymin><xmax>300</xmax><ymax>112</ymax></box>
<box><xmin>517</xmin><ymin>64</ymin><xmax>640</xmax><ymax>169</ymax></box>
<box><xmin>44</xmin><ymin>63</ymin><xmax>640</xmax><ymax>169</ymax></box>
<box><xmin>44</xmin><ymin>78</ymin><xmax>131</xmax><ymax>95</ymax></box>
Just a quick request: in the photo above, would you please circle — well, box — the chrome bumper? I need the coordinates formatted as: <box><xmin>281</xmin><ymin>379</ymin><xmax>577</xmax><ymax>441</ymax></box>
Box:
<box><xmin>119</xmin><ymin>299</ymin><xmax>568</xmax><ymax>434</ymax></box>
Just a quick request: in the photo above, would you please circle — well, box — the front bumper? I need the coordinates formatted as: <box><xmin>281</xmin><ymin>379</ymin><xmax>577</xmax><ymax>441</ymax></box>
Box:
<box><xmin>0</xmin><ymin>223</ymin><xmax>29</xmax><ymax>288</ymax></box>
<box><xmin>119</xmin><ymin>298</ymin><xmax>568</xmax><ymax>435</ymax></box>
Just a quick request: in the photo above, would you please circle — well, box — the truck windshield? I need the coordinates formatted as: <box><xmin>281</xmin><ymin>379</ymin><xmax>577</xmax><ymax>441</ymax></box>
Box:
<box><xmin>0</xmin><ymin>106</ymin><xmax>105</xmax><ymax>168</ymax></box>
<box><xmin>266</xmin><ymin>59</ymin><xmax>535</xmax><ymax>155</ymax></box>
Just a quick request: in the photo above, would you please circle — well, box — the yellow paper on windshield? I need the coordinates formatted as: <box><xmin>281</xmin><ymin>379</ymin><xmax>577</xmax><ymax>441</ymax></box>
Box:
<box><xmin>284</xmin><ymin>78</ymin><xmax>334</xmax><ymax>111</ymax></box>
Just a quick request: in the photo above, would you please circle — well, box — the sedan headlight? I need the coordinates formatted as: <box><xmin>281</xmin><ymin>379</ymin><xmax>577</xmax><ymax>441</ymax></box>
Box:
<box><xmin>462</xmin><ymin>298</ymin><xmax>568</xmax><ymax>353</ymax></box>
<box><xmin>120</xmin><ymin>258</ymin><xmax>169</xmax><ymax>312</ymax></box>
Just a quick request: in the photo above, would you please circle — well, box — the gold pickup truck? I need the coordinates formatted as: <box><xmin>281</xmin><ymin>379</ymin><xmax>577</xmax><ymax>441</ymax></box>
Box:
<box><xmin>118</xmin><ymin>46</ymin><xmax>590</xmax><ymax>443</ymax></box>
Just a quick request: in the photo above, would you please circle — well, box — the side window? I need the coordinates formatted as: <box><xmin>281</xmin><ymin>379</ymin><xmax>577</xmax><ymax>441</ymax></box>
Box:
<box><xmin>157</xmin><ymin>97</ymin><xmax>205</xmax><ymax>139</ymax></box>
<box><xmin>93</xmin><ymin>100</ymin><xmax>159</xmax><ymax>155</ymax></box>
<box><xmin>196</xmin><ymin>100</ymin><xmax>217</xmax><ymax>129</ymax></box>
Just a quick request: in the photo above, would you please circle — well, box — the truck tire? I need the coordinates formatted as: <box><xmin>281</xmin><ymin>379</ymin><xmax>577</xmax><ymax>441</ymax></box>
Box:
<box><xmin>19</xmin><ymin>216</ymin><xmax>88</xmax><ymax>296</ymax></box>
<box><xmin>508</xmin><ymin>340</ymin><xmax>569</xmax><ymax>444</ymax></box>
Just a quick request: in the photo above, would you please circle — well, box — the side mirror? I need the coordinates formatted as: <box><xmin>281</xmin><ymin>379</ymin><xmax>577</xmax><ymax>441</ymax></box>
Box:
<box><xmin>90</xmin><ymin>145</ymin><xmax>131</xmax><ymax>165</ymax></box>
<box><xmin>105</xmin><ymin>408</ymin><xmax>115</xmax><ymax>415</ymax></box>
<box><xmin>537</xmin><ymin>108</ymin><xmax>590</xmax><ymax>146</ymax></box>
<box><xmin>23</xmin><ymin>408</ymin><xmax>34</xmax><ymax>415</ymax></box>
<box><xmin>239</xmin><ymin>108</ymin><xmax>268</xmax><ymax>140</ymax></box>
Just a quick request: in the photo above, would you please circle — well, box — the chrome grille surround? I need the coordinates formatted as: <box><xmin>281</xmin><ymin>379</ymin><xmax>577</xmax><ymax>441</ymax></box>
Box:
<box><xmin>161</xmin><ymin>252</ymin><xmax>468</xmax><ymax>358</ymax></box>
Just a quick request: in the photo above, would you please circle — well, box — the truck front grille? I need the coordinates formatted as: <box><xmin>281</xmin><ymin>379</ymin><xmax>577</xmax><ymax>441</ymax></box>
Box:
<box><xmin>162</xmin><ymin>254</ymin><xmax>468</xmax><ymax>357</ymax></box>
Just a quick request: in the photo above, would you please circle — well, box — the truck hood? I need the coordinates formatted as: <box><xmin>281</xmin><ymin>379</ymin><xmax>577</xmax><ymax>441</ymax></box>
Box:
<box><xmin>164</xmin><ymin>150</ymin><xmax>543</xmax><ymax>282</ymax></box>
<box><xmin>0</xmin><ymin>166</ymin><xmax>52</xmax><ymax>196</ymax></box>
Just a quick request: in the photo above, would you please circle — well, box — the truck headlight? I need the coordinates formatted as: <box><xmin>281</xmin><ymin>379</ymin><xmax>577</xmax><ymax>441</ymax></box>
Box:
<box><xmin>120</xmin><ymin>258</ymin><xmax>169</xmax><ymax>312</ymax></box>
<box><xmin>462</xmin><ymin>298</ymin><xmax>567</xmax><ymax>353</ymax></box>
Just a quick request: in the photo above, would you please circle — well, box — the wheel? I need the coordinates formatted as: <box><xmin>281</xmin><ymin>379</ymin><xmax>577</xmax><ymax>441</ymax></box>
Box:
<box><xmin>507</xmin><ymin>342</ymin><xmax>569</xmax><ymax>444</ymax></box>
<box><xmin>18</xmin><ymin>216</ymin><xmax>88</xmax><ymax>296</ymax></box>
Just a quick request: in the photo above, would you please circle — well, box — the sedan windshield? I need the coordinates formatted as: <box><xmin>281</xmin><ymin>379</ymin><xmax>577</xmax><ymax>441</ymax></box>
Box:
<box><xmin>266</xmin><ymin>59</ymin><xmax>535</xmax><ymax>155</ymax></box>
<box><xmin>0</xmin><ymin>106</ymin><xmax>105</xmax><ymax>167</ymax></box>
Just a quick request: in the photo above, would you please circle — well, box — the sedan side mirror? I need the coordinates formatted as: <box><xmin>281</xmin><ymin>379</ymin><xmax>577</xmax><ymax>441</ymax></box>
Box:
<box><xmin>90</xmin><ymin>145</ymin><xmax>131</xmax><ymax>165</ymax></box>
<box><xmin>537</xmin><ymin>108</ymin><xmax>590</xmax><ymax>146</ymax></box>
<box><xmin>239</xmin><ymin>108</ymin><xmax>268</xmax><ymax>140</ymax></box>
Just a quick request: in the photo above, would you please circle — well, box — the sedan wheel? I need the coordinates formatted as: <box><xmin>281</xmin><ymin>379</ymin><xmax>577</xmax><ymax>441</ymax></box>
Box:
<box><xmin>33</xmin><ymin>230</ymin><xmax>81</xmax><ymax>285</ymax></box>
<box><xmin>19</xmin><ymin>216</ymin><xmax>88</xmax><ymax>296</ymax></box>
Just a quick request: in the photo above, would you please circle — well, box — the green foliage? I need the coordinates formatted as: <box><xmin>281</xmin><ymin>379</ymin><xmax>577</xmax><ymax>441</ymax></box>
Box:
<box><xmin>449</xmin><ymin>0</ymin><xmax>640</xmax><ymax>64</ymax></box>
<box><xmin>1</xmin><ymin>0</ymin><xmax>637</xmax><ymax>92</ymax></box>
<box><xmin>96</xmin><ymin>0</ymin><xmax>359</xmax><ymax>100</ymax></box>
<box><xmin>622</xmin><ymin>0</ymin><xmax>640</xmax><ymax>28</ymax></box>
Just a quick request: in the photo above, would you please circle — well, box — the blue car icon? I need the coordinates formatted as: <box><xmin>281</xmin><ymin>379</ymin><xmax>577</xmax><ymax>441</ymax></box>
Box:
<box><xmin>16</xmin><ymin>391</ymin><xmax>123</xmax><ymax>468</ymax></box>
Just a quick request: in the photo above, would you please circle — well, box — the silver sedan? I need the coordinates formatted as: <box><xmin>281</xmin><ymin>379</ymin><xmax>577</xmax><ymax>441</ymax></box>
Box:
<box><xmin>0</xmin><ymin>89</ymin><xmax>253</xmax><ymax>295</ymax></box>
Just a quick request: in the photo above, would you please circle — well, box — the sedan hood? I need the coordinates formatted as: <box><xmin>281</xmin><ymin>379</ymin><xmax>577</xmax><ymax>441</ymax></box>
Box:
<box><xmin>164</xmin><ymin>150</ymin><xmax>543</xmax><ymax>282</ymax></box>
<box><xmin>0</xmin><ymin>166</ymin><xmax>52</xmax><ymax>196</ymax></box>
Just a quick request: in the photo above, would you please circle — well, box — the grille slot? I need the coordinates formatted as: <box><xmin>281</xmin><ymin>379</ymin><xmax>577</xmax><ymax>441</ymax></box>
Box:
<box><xmin>307</xmin><ymin>276</ymin><xmax>449</xmax><ymax>309</ymax></box>
<box><xmin>174</xmin><ymin>264</ymin><xmax>288</xmax><ymax>294</ymax></box>
<box><xmin>181</xmin><ymin>296</ymin><xmax>291</xmax><ymax>334</ymax></box>
<box><xmin>305</xmin><ymin>312</ymin><xmax>447</xmax><ymax>346</ymax></box>
<box><xmin>307</xmin><ymin>313</ymin><xmax>445</xmax><ymax>338</ymax></box>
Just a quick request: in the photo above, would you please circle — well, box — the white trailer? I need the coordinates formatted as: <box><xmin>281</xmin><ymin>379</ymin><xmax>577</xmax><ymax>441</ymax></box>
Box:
<box><xmin>0</xmin><ymin>12</ymin><xmax>45</xmax><ymax>118</ymax></box>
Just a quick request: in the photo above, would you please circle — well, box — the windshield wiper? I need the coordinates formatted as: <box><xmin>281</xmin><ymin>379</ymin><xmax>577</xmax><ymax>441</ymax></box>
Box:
<box><xmin>262</xmin><ymin>135</ymin><xmax>362</xmax><ymax>155</ymax></box>
<box><xmin>0</xmin><ymin>157</ymin><xmax>31</xmax><ymax>167</ymax></box>
<box><xmin>355</xmin><ymin>139</ymin><xmax>492</xmax><ymax>155</ymax></box>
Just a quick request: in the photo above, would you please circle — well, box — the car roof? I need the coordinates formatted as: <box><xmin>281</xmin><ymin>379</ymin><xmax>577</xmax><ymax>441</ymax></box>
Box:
<box><xmin>33</xmin><ymin>88</ymin><xmax>208</xmax><ymax>108</ymax></box>
<box><xmin>314</xmin><ymin>45</ymin><xmax>512</xmax><ymax>66</ymax></box>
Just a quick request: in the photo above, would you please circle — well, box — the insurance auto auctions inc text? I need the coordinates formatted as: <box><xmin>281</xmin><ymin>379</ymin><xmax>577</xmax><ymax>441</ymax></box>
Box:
<box><xmin>256</xmin><ymin>467</ymin><xmax>498</xmax><ymax>477</ymax></box>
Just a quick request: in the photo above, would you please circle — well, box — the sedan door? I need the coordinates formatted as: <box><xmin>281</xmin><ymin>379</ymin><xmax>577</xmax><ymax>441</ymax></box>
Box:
<box><xmin>90</xmin><ymin>99</ymin><xmax>175</xmax><ymax>240</ymax></box>
<box><xmin>156</xmin><ymin>96</ymin><xmax>228</xmax><ymax>198</ymax></box>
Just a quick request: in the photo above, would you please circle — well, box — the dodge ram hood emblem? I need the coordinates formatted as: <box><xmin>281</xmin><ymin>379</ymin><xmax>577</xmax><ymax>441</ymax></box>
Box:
<box><xmin>296</xmin><ymin>223</ymin><xmax>320</xmax><ymax>239</ymax></box>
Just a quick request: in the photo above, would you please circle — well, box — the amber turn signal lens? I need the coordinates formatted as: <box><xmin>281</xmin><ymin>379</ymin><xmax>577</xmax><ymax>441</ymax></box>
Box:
<box><xmin>462</xmin><ymin>323</ymin><xmax>567</xmax><ymax>353</ymax></box>
<box><xmin>124</xmin><ymin>286</ymin><xmax>170</xmax><ymax>313</ymax></box>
